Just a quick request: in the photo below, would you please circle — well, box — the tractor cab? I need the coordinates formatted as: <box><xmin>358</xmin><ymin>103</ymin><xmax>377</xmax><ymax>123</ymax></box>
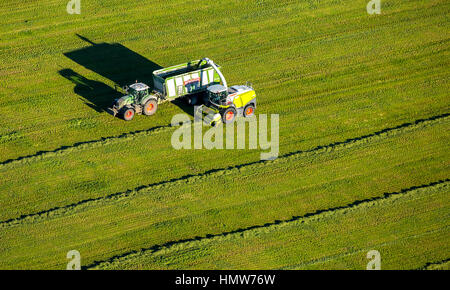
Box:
<box><xmin>128</xmin><ymin>82</ymin><xmax>150</xmax><ymax>102</ymax></box>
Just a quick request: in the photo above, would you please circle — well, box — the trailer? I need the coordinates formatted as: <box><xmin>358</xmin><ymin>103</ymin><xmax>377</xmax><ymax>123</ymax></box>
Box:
<box><xmin>152</xmin><ymin>59</ymin><xmax>222</xmax><ymax>104</ymax></box>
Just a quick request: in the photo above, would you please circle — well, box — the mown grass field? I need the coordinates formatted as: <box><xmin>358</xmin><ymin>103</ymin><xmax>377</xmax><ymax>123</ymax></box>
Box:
<box><xmin>0</xmin><ymin>0</ymin><xmax>449</xmax><ymax>269</ymax></box>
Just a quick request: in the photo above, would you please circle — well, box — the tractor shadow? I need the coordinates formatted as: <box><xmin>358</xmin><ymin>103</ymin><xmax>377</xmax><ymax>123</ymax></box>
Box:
<box><xmin>59</xmin><ymin>34</ymin><xmax>161</xmax><ymax>114</ymax></box>
<box><xmin>59</xmin><ymin>34</ymin><xmax>198</xmax><ymax>117</ymax></box>
<box><xmin>59</xmin><ymin>68</ymin><xmax>120</xmax><ymax>114</ymax></box>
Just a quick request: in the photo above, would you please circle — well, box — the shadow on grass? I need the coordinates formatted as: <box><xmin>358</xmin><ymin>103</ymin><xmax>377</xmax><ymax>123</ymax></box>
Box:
<box><xmin>65</xmin><ymin>34</ymin><xmax>162</xmax><ymax>88</ymax></box>
<box><xmin>59</xmin><ymin>34</ymin><xmax>163</xmax><ymax>113</ymax></box>
<box><xmin>59</xmin><ymin>68</ymin><xmax>120</xmax><ymax>113</ymax></box>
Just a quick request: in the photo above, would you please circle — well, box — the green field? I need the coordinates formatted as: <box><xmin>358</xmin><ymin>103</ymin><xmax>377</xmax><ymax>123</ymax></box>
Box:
<box><xmin>0</xmin><ymin>0</ymin><xmax>449</xmax><ymax>269</ymax></box>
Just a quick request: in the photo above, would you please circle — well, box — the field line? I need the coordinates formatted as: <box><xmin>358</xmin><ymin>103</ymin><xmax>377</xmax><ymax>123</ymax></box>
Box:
<box><xmin>1</xmin><ymin>113</ymin><xmax>448</xmax><ymax>228</ymax></box>
<box><xmin>0</xmin><ymin>123</ymin><xmax>174</xmax><ymax>169</ymax></box>
<box><xmin>87</xmin><ymin>180</ymin><xmax>449</xmax><ymax>269</ymax></box>
<box><xmin>418</xmin><ymin>258</ymin><xmax>450</xmax><ymax>270</ymax></box>
<box><xmin>1</xmin><ymin>111</ymin><xmax>448</xmax><ymax>170</ymax></box>
<box><xmin>279</xmin><ymin>226</ymin><xmax>449</xmax><ymax>269</ymax></box>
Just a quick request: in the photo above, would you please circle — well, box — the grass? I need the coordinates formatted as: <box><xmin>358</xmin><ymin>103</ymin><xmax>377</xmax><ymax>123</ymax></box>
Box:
<box><xmin>0</xmin><ymin>0</ymin><xmax>448</xmax><ymax>269</ymax></box>
<box><xmin>92</xmin><ymin>181</ymin><xmax>449</xmax><ymax>270</ymax></box>
<box><xmin>0</xmin><ymin>117</ymin><xmax>448</xmax><ymax>269</ymax></box>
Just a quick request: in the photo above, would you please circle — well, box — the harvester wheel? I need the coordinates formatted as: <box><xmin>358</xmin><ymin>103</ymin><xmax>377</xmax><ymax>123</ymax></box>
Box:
<box><xmin>143</xmin><ymin>99</ymin><xmax>158</xmax><ymax>116</ymax></box>
<box><xmin>243</xmin><ymin>104</ymin><xmax>255</xmax><ymax>117</ymax></box>
<box><xmin>121</xmin><ymin>107</ymin><xmax>135</xmax><ymax>121</ymax></box>
<box><xmin>222</xmin><ymin>107</ymin><xmax>236</xmax><ymax>124</ymax></box>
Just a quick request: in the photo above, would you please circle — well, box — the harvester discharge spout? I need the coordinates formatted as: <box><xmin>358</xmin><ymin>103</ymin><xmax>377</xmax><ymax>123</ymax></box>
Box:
<box><xmin>198</xmin><ymin>57</ymin><xmax>227</xmax><ymax>89</ymax></box>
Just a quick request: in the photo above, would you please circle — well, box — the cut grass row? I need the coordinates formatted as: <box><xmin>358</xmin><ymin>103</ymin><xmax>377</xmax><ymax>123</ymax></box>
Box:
<box><xmin>0</xmin><ymin>123</ymin><xmax>173</xmax><ymax>168</ymax></box>
<box><xmin>91</xmin><ymin>181</ymin><xmax>449</xmax><ymax>270</ymax></box>
<box><xmin>0</xmin><ymin>117</ymin><xmax>447</xmax><ymax>269</ymax></box>
<box><xmin>422</xmin><ymin>259</ymin><xmax>450</xmax><ymax>270</ymax></box>
<box><xmin>1</xmin><ymin>112</ymin><xmax>448</xmax><ymax>226</ymax></box>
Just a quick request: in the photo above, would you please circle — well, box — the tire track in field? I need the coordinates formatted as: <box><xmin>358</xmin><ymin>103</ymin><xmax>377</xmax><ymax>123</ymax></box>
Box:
<box><xmin>0</xmin><ymin>113</ymin><xmax>448</xmax><ymax>228</ymax></box>
<box><xmin>0</xmin><ymin>123</ymin><xmax>174</xmax><ymax>169</ymax></box>
<box><xmin>87</xmin><ymin>179</ymin><xmax>449</xmax><ymax>269</ymax></box>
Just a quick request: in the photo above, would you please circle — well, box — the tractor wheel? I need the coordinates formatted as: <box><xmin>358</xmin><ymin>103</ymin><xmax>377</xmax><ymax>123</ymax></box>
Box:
<box><xmin>243</xmin><ymin>104</ymin><xmax>255</xmax><ymax>117</ymax></box>
<box><xmin>143</xmin><ymin>99</ymin><xmax>158</xmax><ymax>116</ymax></box>
<box><xmin>222</xmin><ymin>107</ymin><xmax>237</xmax><ymax>124</ymax></box>
<box><xmin>121</xmin><ymin>107</ymin><xmax>135</xmax><ymax>121</ymax></box>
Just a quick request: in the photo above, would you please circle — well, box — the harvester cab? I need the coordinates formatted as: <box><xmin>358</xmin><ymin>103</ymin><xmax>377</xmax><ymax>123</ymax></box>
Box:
<box><xmin>207</xmin><ymin>84</ymin><xmax>229</xmax><ymax>106</ymax></box>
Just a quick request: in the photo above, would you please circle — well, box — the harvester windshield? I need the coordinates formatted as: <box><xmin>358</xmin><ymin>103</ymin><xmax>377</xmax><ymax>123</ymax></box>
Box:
<box><xmin>207</xmin><ymin>84</ymin><xmax>228</xmax><ymax>105</ymax></box>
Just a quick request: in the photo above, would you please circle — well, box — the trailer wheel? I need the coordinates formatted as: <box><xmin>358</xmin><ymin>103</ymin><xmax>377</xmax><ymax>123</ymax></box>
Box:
<box><xmin>121</xmin><ymin>107</ymin><xmax>135</xmax><ymax>121</ymax></box>
<box><xmin>243</xmin><ymin>104</ymin><xmax>255</xmax><ymax>117</ymax></box>
<box><xmin>143</xmin><ymin>99</ymin><xmax>157</xmax><ymax>116</ymax></box>
<box><xmin>222</xmin><ymin>107</ymin><xmax>236</xmax><ymax>124</ymax></box>
<box><xmin>189</xmin><ymin>96</ymin><xmax>198</xmax><ymax>105</ymax></box>
<box><xmin>185</xmin><ymin>95</ymin><xmax>198</xmax><ymax>106</ymax></box>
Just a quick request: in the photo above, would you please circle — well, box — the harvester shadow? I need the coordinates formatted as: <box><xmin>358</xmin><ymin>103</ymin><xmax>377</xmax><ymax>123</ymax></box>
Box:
<box><xmin>61</xmin><ymin>34</ymin><xmax>197</xmax><ymax>116</ymax></box>
<box><xmin>64</xmin><ymin>34</ymin><xmax>162</xmax><ymax>88</ymax></box>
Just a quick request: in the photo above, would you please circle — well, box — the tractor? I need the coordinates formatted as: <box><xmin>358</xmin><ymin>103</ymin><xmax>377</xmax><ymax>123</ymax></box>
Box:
<box><xmin>111</xmin><ymin>82</ymin><xmax>158</xmax><ymax>121</ymax></box>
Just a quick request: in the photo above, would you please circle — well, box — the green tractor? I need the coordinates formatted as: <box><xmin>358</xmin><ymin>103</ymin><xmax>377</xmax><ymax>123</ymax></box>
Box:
<box><xmin>111</xmin><ymin>82</ymin><xmax>159</xmax><ymax>121</ymax></box>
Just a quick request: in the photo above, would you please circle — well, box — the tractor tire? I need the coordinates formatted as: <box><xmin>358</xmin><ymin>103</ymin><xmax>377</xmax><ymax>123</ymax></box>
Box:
<box><xmin>243</xmin><ymin>103</ymin><xmax>255</xmax><ymax>118</ymax></box>
<box><xmin>121</xmin><ymin>107</ymin><xmax>135</xmax><ymax>121</ymax></box>
<box><xmin>222</xmin><ymin>107</ymin><xmax>237</xmax><ymax>124</ymax></box>
<box><xmin>143</xmin><ymin>99</ymin><xmax>158</xmax><ymax>116</ymax></box>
